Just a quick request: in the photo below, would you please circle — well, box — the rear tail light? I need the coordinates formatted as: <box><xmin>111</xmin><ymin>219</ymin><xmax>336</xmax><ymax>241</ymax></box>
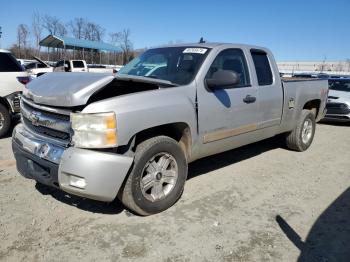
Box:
<box><xmin>17</xmin><ymin>76</ymin><xmax>31</xmax><ymax>86</ymax></box>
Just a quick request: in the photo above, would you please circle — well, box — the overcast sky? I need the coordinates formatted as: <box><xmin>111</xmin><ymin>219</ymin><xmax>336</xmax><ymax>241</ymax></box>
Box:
<box><xmin>0</xmin><ymin>0</ymin><xmax>349</xmax><ymax>61</ymax></box>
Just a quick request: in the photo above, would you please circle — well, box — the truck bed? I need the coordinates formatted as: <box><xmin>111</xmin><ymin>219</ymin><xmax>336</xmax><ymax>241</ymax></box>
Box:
<box><xmin>279</xmin><ymin>79</ymin><xmax>328</xmax><ymax>132</ymax></box>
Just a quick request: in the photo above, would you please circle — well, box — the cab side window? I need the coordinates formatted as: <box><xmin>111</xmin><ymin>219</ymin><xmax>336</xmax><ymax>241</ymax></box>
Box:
<box><xmin>206</xmin><ymin>49</ymin><xmax>250</xmax><ymax>87</ymax></box>
<box><xmin>251</xmin><ymin>50</ymin><xmax>273</xmax><ymax>86</ymax></box>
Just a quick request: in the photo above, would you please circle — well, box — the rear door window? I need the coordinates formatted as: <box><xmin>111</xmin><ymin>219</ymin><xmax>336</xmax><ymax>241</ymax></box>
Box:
<box><xmin>73</xmin><ymin>61</ymin><xmax>85</xmax><ymax>68</ymax></box>
<box><xmin>251</xmin><ymin>50</ymin><xmax>273</xmax><ymax>86</ymax></box>
<box><xmin>0</xmin><ymin>53</ymin><xmax>24</xmax><ymax>72</ymax></box>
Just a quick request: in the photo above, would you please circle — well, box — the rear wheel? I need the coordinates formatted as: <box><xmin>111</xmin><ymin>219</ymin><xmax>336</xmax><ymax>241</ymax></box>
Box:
<box><xmin>286</xmin><ymin>109</ymin><xmax>316</xmax><ymax>152</ymax></box>
<box><xmin>0</xmin><ymin>104</ymin><xmax>11</xmax><ymax>138</ymax></box>
<box><xmin>118</xmin><ymin>136</ymin><xmax>187</xmax><ymax>216</ymax></box>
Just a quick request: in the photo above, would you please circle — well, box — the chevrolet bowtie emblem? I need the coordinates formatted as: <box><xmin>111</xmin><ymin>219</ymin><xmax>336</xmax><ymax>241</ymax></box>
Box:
<box><xmin>29</xmin><ymin>112</ymin><xmax>41</xmax><ymax>126</ymax></box>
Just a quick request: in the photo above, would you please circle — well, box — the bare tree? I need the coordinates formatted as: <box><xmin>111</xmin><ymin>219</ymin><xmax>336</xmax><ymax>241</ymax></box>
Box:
<box><xmin>17</xmin><ymin>24</ymin><xmax>30</xmax><ymax>58</ymax></box>
<box><xmin>42</xmin><ymin>15</ymin><xmax>59</xmax><ymax>35</ymax></box>
<box><xmin>110</xmin><ymin>29</ymin><xmax>133</xmax><ymax>64</ymax></box>
<box><xmin>32</xmin><ymin>12</ymin><xmax>43</xmax><ymax>56</ymax></box>
<box><xmin>42</xmin><ymin>15</ymin><xmax>66</xmax><ymax>36</ymax></box>
<box><xmin>68</xmin><ymin>17</ymin><xmax>86</xmax><ymax>39</ymax></box>
<box><xmin>56</xmin><ymin>22</ymin><xmax>67</xmax><ymax>37</ymax></box>
<box><xmin>84</xmin><ymin>22</ymin><xmax>104</xmax><ymax>41</ymax></box>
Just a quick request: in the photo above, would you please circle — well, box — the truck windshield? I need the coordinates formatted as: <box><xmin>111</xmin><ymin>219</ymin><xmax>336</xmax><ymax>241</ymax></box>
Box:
<box><xmin>329</xmin><ymin>79</ymin><xmax>350</xmax><ymax>92</ymax></box>
<box><xmin>118</xmin><ymin>47</ymin><xmax>210</xmax><ymax>85</ymax></box>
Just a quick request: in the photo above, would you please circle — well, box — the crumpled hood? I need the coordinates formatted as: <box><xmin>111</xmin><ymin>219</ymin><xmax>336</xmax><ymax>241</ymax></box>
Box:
<box><xmin>328</xmin><ymin>90</ymin><xmax>350</xmax><ymax>105</ymax></box>
<box><xmin>24</xmin><ymin>72</ymin><xmax>114</xmax><ymax>107</ymax></box>
<box><xmin>23</xmin><ymin>72</ymin><xmax>176</xmax><ymax>107</ymax></box>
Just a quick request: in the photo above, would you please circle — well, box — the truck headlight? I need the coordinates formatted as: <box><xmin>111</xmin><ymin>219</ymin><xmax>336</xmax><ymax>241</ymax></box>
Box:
<box><xmin>71</xmin><ymin>112</ymin><xmax>117</xmax><ymax>148</ymax></box>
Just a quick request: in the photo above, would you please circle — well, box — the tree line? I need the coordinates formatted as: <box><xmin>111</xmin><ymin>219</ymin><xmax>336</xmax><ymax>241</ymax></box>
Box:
<box><xmin>12</xmin><ymin>12</ymin><xmax>135</xmax><ymax>65</ymax></box>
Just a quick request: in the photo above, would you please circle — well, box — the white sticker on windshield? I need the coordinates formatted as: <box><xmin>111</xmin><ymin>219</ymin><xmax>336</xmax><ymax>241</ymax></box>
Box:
<box><xmin>183</xmin><ymin>48</ymin><xmax>208</xmax><ymax>54</ymax></box>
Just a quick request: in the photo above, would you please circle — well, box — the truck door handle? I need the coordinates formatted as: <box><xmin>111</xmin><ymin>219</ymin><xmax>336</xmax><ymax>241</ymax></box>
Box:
<box><xmin>243</xmin><ymin>95</ymin><xmax>256</xmax><ymax>104</ymax></box>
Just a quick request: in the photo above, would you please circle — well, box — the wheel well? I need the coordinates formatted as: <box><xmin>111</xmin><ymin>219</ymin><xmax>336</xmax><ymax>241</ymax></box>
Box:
<box><xmin>0</xmin><ymin>97</ymin><xmax>11</xmax><ymax>111</ymax></box>
<box><xmin>303</xmin><ymin>99</ymin><xmax>321</xmax><ymax>118</ymax></box>
<box><xmin>133</xmin><ymin>123</ymin><xmax>192</xmax><ymax>160</ymax></box>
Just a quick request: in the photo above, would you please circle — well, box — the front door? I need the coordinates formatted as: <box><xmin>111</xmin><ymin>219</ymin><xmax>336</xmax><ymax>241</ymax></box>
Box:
<box><xmin>197</xmin><ymin>48</ymin><xmax>259</xmax><ymax>156</ymax></box>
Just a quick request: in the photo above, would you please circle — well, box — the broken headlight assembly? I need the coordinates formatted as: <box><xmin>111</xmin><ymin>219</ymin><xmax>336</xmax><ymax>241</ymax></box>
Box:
<box><xmin>71</xmin><ymin>112</ymin><xmax>117</xmax><ymax>148</ymax></box>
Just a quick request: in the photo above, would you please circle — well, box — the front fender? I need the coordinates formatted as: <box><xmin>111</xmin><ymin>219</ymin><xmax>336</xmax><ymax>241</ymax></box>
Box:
<box><xmin>82</xmin><ymin>85</ymin><xmax>198</xmax><ymax>147</ymax></box>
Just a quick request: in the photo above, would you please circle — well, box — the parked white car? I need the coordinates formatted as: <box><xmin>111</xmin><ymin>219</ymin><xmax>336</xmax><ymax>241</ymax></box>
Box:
<box><xmin>0</xmin><ymin>49</ymin><xmax>30</xmax><ymax>137</ymax></box>
<box><xmin>25</xmin><ymin>56</ymin><xmax>54</xmax><ymax>77</ymax></box>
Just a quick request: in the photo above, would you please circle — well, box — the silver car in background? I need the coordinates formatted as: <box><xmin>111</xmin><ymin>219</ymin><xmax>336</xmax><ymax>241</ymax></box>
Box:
<box><xmin>324</xmin><ymin>78</ymin><xmax>350</xmax><ymax>122</ymax></box>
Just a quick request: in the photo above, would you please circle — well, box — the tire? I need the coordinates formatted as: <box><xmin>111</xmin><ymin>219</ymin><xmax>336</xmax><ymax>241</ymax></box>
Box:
<box><xmin>286</xmin><ymin>109</ymin><xmax>316</xmax><ymax>152</ymax></box>
<box><xmin>118</xmin><ymin>136</ymin><xmax>188</xmax><ymax>216</ymax></box>
<box><xmin>0</xmin><ymin>104</ymin><xmax>11</xmax><ymax>138</ymax></box>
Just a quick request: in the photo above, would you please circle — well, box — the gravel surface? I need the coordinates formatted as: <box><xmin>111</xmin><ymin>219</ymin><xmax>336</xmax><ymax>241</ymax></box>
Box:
<box><xmin>0</xmin><ymin>123</ymin><xmax>349</xmax><ymax>262</ymax></box>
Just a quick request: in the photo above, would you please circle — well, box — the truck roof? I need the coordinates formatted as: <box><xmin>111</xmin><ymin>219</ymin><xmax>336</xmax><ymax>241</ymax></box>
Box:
<box><xmin>0</xmin><ymin>49</ymin><xmax>11</xmax><ymax>53</ymax></box>
<box><xmin>151</xmin><ymin>42</ymin><xmax>270</xmax><ymax>52</ymax></box>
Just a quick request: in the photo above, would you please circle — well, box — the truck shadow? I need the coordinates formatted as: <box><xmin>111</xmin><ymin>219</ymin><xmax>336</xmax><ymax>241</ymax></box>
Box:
<box><xmin>188</xmin><ymin>135</ymin><xmax>284</xmax><ymax>179</ymax></box>
<box><xmin>35</xmin><ymin>183</ymin><xmax>125</xmax><ymax>215</ymax></box>
<box><xmin>318</xmin><ymin>120</ymin><xmax>350</xmax><ymax>127</ymax></box>
<box><xmin>276</xmin><ymin>187</ymin><xmax>350</xmax><ymax>262</ymax></box>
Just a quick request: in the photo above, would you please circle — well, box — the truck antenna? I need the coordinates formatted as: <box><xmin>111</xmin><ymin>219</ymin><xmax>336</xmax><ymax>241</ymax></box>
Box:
<box><xmin>199</xmin><ymin>37</ymin><xmax>205</xmax><ymax>44</ymax></box>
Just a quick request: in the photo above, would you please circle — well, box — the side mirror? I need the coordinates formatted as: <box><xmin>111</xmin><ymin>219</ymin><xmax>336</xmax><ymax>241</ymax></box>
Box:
<box><xmin>206</xmin><ymin>70</ymin><xmax>240</xmax><ymax>89</ymax></box>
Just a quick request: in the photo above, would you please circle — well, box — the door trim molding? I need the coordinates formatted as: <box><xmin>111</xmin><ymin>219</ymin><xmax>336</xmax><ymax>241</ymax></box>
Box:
<box><xmin>203</xmin><ymin>123</ymin><xmax>258</xmax><ymax>144</ymax></box>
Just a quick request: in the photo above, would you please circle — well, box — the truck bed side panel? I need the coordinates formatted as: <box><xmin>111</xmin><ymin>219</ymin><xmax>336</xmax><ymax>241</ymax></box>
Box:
<box><xmin>279</xmin><ymin>79</ymin><xmax>328</xmax><ymax>133</ymax></box>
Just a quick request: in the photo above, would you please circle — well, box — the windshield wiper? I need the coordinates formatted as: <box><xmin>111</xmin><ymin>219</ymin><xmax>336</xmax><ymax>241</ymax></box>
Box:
<box><xmin>144</xmin><ymin>75</ymin><xmax>179</xmax><ymax>87</ymax></box>
<box><xmin>145</xmin><ymin>75</ymin><xmax>159</xmax><ymax>79</ymax></box>
<box><xmin>116</xmin><ymin>74</ymin><xmax>179</xmax><ymax>87</ymax></box>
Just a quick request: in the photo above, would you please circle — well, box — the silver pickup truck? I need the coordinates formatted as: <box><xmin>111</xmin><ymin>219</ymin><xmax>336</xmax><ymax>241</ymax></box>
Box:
<box><xmin>12</xmin><ymin>43</ymin><xmax>328</xmax><ymax>215</ymax></box>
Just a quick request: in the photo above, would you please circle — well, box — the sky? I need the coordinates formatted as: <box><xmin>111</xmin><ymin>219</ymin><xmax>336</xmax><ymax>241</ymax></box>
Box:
<box><xmin>0</xmin><ymin>0</ymin><xmax>349</xmax><ymax>61</ymax></box>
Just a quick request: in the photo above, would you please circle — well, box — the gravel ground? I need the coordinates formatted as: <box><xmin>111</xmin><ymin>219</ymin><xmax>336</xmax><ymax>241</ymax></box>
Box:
<box><xmin>0</xmin><ymin>122</ymin><xmax>349</xmax><ymax>262</ymax></box>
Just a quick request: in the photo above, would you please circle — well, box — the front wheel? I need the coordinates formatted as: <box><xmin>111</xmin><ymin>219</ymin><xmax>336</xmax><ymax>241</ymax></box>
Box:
<box><xmin>286</xmin><ymin>109</ymin><xmax>316</xmax><ymax>152</ymax></box>
<box><xmin>118</xmin><ymin>136</ymin><xmax>188</xmax><ymax>216</ymax></box>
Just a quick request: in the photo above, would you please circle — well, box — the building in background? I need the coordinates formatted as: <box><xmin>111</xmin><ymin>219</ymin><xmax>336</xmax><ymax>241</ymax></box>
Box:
<box><xmin>277</xmin><ymin>61</ymin><xmax>350</xmax><ymax>76</ymax></box>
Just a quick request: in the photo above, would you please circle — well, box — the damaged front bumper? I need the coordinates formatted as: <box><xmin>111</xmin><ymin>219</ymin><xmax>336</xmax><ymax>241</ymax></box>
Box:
<box><xmin>12</xmin><ymin>124</ymin><xmax>133</xmax><ymax>202</ymax></box>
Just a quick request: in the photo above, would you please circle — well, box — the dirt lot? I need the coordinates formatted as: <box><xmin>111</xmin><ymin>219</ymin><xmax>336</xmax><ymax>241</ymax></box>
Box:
<box><xmin>0</xmin><ymin>123</ymin><xmax>349</xmax><ymax>262</ymax></box>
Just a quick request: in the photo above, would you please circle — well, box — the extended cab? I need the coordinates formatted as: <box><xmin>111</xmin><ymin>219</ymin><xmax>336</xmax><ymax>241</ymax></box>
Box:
<box><xmin>0</xmin><ymin>49</ymin><xmax>30</xmax><ymax>137</ymax></box>
<box><xmin>12</xmin><ymin>43</ymin><xmax>328</xmax><ymax>215</ymax></box>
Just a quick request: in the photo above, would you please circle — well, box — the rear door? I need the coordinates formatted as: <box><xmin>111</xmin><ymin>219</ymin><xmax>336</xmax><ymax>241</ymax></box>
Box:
<box><xmin>197</xmin><ymin>48</ymin><xmax>259</xmax><ymax>147</ymax></box>
<box><xmin>250</xmin><ymin>49</ymin><xmax>283</xmax><ymax>128</ymax></box>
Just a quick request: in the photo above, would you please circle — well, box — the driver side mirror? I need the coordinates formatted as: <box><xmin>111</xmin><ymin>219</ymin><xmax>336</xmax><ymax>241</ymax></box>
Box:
<box><xmin>206</xmin><ymin>70</ymin><xmax>240</xmax><ymax>89</ymax></box>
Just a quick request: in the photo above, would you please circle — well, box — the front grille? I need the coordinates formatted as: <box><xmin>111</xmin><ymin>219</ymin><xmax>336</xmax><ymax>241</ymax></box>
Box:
<box><xmin>22</xmin><ymin>117</ymin><xmax>70</xmax><ymax>140</ymax></box>
<box><xmin>21</xmin><ymin>99</ymin><xmax>72</xmax><ymax>143</ymax></box>
<box><xmin>22</xmin><ymin>100</ymin><xmax>70</xmax><ymax>121</ymax></box>
<box><xmin>326</xmin><ymin>102</ymin><xmax>350</xmax><ymax>115</ymax></box>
